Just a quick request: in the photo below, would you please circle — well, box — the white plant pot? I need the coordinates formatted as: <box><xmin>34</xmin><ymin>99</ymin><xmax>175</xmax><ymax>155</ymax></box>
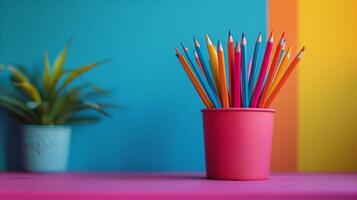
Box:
<box><xmin>22</xmin><ymin>125</ymin><xmax>71</xmax><ymax>172</ymax></box>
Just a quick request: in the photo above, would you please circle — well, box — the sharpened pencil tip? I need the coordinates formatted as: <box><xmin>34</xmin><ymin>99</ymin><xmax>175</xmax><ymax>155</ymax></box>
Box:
<box><xmin>180</xmin><ymin>42</ymin><xmax>190</xmax><ymax>52</ymax></box>
<box><xmin>281</xmin><ymin>32</ymin><xmax>285</xmax><ymax>39</ymax></box>
<box><xmin>206</xmin><ymin>34</ymin><xmax>212</xmax><ymax>45</ymax></box>
<box><xmin>228</xmin><ymin>31</ymin><xmax>233</xmax><ymax>42</ymax></box>
<box><xmin>286</xmin><ymin>46</ymin><xmax>292</xmax><ymax>57</ymax></box>
<box><xmin>175</xmin><ymin>48</ymin><xmax>181</xmax><ymax>55</ymax></box>
<box><xmin>194</xmin><ymin>50</ymin><xmax>198</xmax><ymax>57</ymax></box>
<box><xmin>268</xmin><ymin>31</ymin><xmax>274</xmax><ymax>42</ymax></box>
<box><xmin>257</xmin><ymin>33</ymin><xmax>262</xmax><ymax>42</ymax></box>
<box><xmin>218</xmin><ymin>41</ymin><xmax>223</xmax><ymax>51</ymax></box>
<box><xmin>242</xmin><ymin>32</ymin><xmax>245</xmax><ymax>38</ymax></box>
<box><xmin>241</xmin><ymin>36</ymin><xmax>247</xmax><ymax>45</ymax></box>
<box><xmin>297</xmin><ymin>47</ymin><xmax>305</xmax><ymax>59</ymax></box>
<box><xmin>235</xmin><ymin>41</ymin><xmax>241</xmax><ymax>52</ymax></box>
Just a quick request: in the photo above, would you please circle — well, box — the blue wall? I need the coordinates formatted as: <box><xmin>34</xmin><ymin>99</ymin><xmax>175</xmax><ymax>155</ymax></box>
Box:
<box><xmin>0</xmin><ymin>0</ymin><xmax>266</xmax><ymax>171</ymax></box>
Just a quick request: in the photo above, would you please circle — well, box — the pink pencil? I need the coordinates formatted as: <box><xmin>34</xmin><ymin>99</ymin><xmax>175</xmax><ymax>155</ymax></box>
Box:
<box><xmin>232</xmin><ymin>41</ymin><xmax>242</xmax><ymax>107</ymax></box>
<box><xmin>250</xmin><ymin>32</ymin><xmax>274</xmax><ymax>107</ymax></box>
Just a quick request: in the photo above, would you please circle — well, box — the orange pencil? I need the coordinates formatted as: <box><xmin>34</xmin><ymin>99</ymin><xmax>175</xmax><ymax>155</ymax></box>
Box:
<box><xmin>175</xmin><ymin>48</ymin><xmax>213</xmax><ymax>108</ymax></box>
<box><xmin>268</xmin><ymin>45</ymin><xmax>292</xmax><ymax>97</ymax></box>
<box><xmin>217</xmin><ymin>42</ymin><xmax>229</xmax><ymax>108</ymax></box>
<box><xmin>258</xmin><ymin>32</ymin><xmax>285</xmax><ymax>107</ymax></box>
<box><xmin>264</xmin><ymin>47</ymin><xmax>305</xmax><ymax>107</ymax></box>
<box><xmin>227</xmin><ymin>31</ymin><xmax>234</xmax><ymax>105</ymax></box>
<box><xmin>194</xmin><ymin>50</ymin><xmax>206</xmax><ymax>78</ymax></box>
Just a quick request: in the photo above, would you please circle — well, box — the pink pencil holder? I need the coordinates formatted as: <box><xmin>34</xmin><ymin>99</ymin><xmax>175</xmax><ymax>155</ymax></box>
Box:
<box><xmin>202</xmin><ymin>108</ymin><xmax>275</xmax><ymax>181</ymax></box>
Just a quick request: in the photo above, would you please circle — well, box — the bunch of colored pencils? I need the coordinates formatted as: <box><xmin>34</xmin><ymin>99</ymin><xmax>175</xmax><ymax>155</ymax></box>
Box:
<box><xmin>175</xmin><ymin>31</ymin><xmax>305</xmax><ymax>109</ymax></box>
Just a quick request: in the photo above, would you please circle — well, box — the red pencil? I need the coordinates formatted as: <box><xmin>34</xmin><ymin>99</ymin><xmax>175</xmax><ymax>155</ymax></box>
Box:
<box><xmin>258</xmin><ymin>32</ymin><xmax>285</xmax><ymax>107</ymax></box>
<box><xmin>264</xmin><ymin>47</ymin><xmax>305</xmax><ymax>107</ymax></box>
<box><xmin>250</xmin><ymin>32</ymin><xmax>274</xmax><ymax>108</ymax></box>
<box><xmin>232</xmin><ymin>41</ymin><xmax>242</xmax><ymax>107</ymax></box>
<box><xmin>227</xmin><ymin>30</ymin><xmax>235</xmax><ymax>106</ymax></box>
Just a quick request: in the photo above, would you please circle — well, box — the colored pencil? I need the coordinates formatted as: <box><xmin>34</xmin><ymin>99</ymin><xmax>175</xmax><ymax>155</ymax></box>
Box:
<box><xmin>271</xmin><ymin>41</ymin><xmax>286</xmax><ymax>86</ymax></box>
<box><xmin>217</xmin><ymin>42</ymin><xmax>230</xmax><ymax>108</ymax></box>
<box><xmin>206</xmin><ymin>34</ymin><xmax>221</xmax><ymax>95</ymax></box>
<box><xmin>250</xmin><ymin>32</ymin><xmax>274</xmax><ymax>107</ymax></box>
<box><xmin>247</xmin><ymin>57</ymin><xmax>253</xmax><ymax>80</ymax></box>
<box><xmin>232</xmin><ymin>41</ymin><xmax>242</xmax><ymax>107</ymax></box>
<box><xmin>193</xmin><ymin>37</ymin><xmax>221</xmax><ymax>105</ymax></box>
<box><xmin>241</xmin><ymin>33</ymin><xmax>249</xmax><ymax>107</ymax></box>
<box><xmin>227</xmin><ymin>30</ymin><xmax>235</xmax><ymax>105</ymax></box>
<box><xmin>268</xmin><ymin>46</ymin><xmax>292</xmax><ymax>97</ymax></box>
<box><xmin>248</xmin><ymin>33</ymin><xmax>262</xmax><ymax>100</ymax></box>
<box><xmin>258</xmin><ymin>32</ymin><xmax>285</xmax><ymax>107</ymax></box>
<box><xmin>277</xmin><ymin>42</ymin><xmax>286</xmax><ymax>67</ymax></box>
<box><xmin>194</xmin><ymin>50</ymin><xmax>206</xmax><ymax>77</ymax></box>
<box><xmin>175</xmin><ymin>48</ymin><xmax>213</xmax><ymax>108</ymax></box>
<box><xmin>181</xmin><ymin>43</ymin><xmax>221</xmax><ymax>108</ymax></box>
<box><xmin>264</xmin><ymin>47</ymin><xmax>305</xmax><ymax>107</ymax></box>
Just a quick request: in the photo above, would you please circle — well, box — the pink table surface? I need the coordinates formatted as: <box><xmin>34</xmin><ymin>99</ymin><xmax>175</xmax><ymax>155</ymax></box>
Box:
<box><xmin>0</xmin><ymin>173</ymin><xmax>356</xmax><ymax>200</ymax></box>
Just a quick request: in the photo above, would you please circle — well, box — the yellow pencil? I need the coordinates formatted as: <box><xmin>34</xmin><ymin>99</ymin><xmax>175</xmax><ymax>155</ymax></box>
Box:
<box><xmin>206</xmin><ymin>34</ymin><xmax>221</xmax><ymax>97</ymax></box>
<box><xmin>268</xmin><ymin>46</ymin><xmax>292</xmax><ymax>97</ymax></box>
<box><xmin>217</xmin><ymin>42</ymin><xmax>229</xmax><ymax>108</ymax></box>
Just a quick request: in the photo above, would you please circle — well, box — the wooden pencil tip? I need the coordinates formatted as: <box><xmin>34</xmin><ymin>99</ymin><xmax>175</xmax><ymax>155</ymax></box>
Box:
<box><xmin>242</xmin><ymin>32</ymin><xmax>245</xmax><ymax>38</ymax></box>
<box><xmin>241</xmin><ymin>35</ymin><xmax>247</xmax><ymax>45</ymax></box>
<box><xmin>218</xmin><ymin>41</ymin><xmax>223</xmax><ymax>51</ymax></box>
<box><xmin>206</xmin><ymin>34</ymin><xmax>212</xmax><ymax>45</ymax></box>
<box><xmin>281</xmin><ymin>32</ymin><xmax>285</xmax><ymax>39</ymax></box>
<box><xmin>268</xmin><ymin>32</ymin><xmax>274</xmax><ymax>42</ymax></box>
<box><xmin>228</xmin><ymin>29</ymin><xmax>231</xmax><ymax>36</ymax></box>
<box><xmin>193</xmin><ymin>36</ymin><xmax>200</xmax><ymax>47</ymax></box>
<box><xmin>257</xmin><ymin>33</ymin><xmax>262</xmax><ymax>42</ymax></box>
<box><xmin>175</xmin><ymin>48</ymin><xmax>181</xmax><ymax>55</ymax></box>
<box><xmin>235</xmin><ymin>41</ymin><xmax>241</xmax><ymax>52</ymax></box>
<box><xmin>180</xmin><ymin>42</ymin><xmax>188</xmax><ymax>52</ymax></box>
<box><xmin>297</xmin><ymin>47</ymin><xmax>305</xmax><ymax>59</ymax></box>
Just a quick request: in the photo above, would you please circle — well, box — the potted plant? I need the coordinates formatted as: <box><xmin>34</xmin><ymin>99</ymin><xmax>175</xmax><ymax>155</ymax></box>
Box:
<box><xmin>0</xmin><ymin>45</ymin><xmax>113</xmax><ymax>172</ymax></box>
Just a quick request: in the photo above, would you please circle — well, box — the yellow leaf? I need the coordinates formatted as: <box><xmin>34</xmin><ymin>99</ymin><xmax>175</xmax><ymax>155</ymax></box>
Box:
<box><xmin>8</xmin><ymin>66</ymin><xmax>28</xmax><ymax>82</ymax></box>
<box><xmin>51</xmin><ymin>46</ymin><xmax>68</xmax><ymax>86</ymax></box>
<box><xmin>13</xmin><ymin>82</ymin><xmax>42</xmax><ymax>103</ymax></box>
<box><xmin>62</xmin><ymin>60</ymin><xmax>107</xmax><ymax>90</ymax></box>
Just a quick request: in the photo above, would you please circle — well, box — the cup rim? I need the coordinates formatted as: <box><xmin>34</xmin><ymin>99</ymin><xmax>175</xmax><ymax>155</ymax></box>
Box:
<box><xmin>202</xmin><ymin>108</ymin><xmax>276</xmax><ymax>113</ymax></box>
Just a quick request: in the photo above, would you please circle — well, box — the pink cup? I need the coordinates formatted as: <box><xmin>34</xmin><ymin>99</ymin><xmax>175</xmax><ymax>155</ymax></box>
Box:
<box><xmin>202</xmin><ymin>108</ymin><xmax>275</xmax><ymax>181</ymax></box>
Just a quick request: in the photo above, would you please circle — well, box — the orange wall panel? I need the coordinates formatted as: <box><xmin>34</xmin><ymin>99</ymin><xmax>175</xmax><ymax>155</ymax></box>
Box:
<box><xmin>268</xmin><ymin>0</ymin><xmax>298</xmax><ymax>171</ymax></box>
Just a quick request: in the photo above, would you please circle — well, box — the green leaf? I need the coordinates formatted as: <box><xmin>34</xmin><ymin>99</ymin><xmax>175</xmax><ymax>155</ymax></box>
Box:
<box><xmin>71</xmin><ymin>101</ymin><xmax>111</xmax><ymax>117</ymax></box>
<box><xmin>42</xmin><ymin>52</ymin><xmax>52</xmax><ymax>96</ymax></box>
<box><xmin>0</xmin><ymin>95</ymin><xmax>39</xmax><ymax>123</ymax></box>
<box><xmin>51</xmin><ymin>46</ymin><xmax>68</xmax><ymax>88</ymax></box>
<box><xmin>60</xmin><ymin>59</ymin><xmax>108</xmax><ymax>91</ymax></box>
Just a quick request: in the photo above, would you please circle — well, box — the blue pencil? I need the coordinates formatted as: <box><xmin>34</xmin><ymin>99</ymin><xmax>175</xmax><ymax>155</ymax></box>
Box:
<box><xmin>193</xmin><ymin>37</ymin><xmax>222</xmax><ymax>107</ymax></box>
<box><xmin>248</xmin><ymin>33</ymin><xmax>262</xmax><ymax>101</ymax></box>
<box><xmin>241</xmin><ymin>33</ymin><xmax>249</xmax><ymax>107</ymax></box>
<box><xmin>181</xmin><ymin>42</ymin><xmax>221</xmax><ymax>108</ymax></box>
<box><xmin>276</xmin><ymin>41</ymin><xmax>286</xmax><ymax>72</ymax></box>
